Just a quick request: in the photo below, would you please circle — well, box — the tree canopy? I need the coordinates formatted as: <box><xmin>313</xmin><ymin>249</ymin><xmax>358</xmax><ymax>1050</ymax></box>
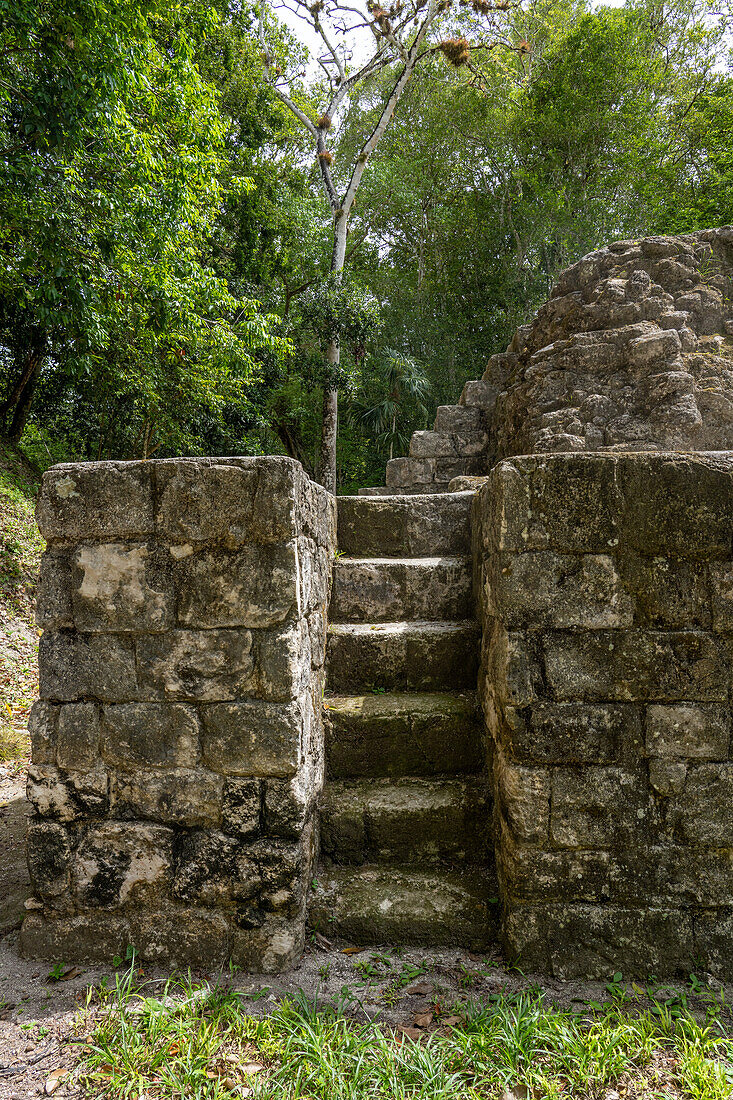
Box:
<box><xmin>1</xmin><ymin>0</ymin><xmax>732</xmax><ymax>488</ymax></box>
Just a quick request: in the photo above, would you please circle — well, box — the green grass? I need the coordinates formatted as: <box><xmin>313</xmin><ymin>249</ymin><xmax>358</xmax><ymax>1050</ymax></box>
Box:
<box><xmin>0</xmin><ymin>436</ymin><xmax>43</xmax><ymax>762</ymax></box>
<box><xmin>73</xmin><ymin>966</ymin><xmax>733</xmax><ymax>1099</ymax></box>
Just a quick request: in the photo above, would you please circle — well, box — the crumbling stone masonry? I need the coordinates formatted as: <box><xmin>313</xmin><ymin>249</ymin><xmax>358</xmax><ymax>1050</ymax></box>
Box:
<box><xmin>21</xmin><ymin>457</ymin><xmax>335</xmax><ymax>971</ymax></box>
<box><xmin>475</xmin><ymin>451</ymin><xmax>733</xmax><ymax>979</ymax></box>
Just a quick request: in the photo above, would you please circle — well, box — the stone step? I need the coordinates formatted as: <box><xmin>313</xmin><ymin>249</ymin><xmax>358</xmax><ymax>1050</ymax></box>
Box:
<box><xmin>337</xmin><ymin>493</ymin><xmax>473</xmax><ymax>557</ymax></box>
<box><xmin>327</xmin><ymin>621</ymin><xmax>480</xmax><ymax>693</ymax></box>
<box><xmin>308</xmin><ymin>865</ymin><xmax>500</xmax><ymax>950</ymax></box>
<box><xmin>386</xmin><ymin>456</ymin><xmax>485</xmax><ymax>492</ymax></box>
<box><xmin>434</xmin><ymin>405</ymin><xmax>486</xmax><ymax>433</ymax></box>
<box><xmin>409</xmin><ymin>431</ymin><xmax>488</xmax><ymax>460</ymax></box>
<box><xmin>357</xmin><ymin>487</ymin><xmax>392</xmax><ymax>496</ymax></box>
<box><xmin>325</xmin><ymin>692</ymin><xmax>483</xmax><ymax>778</ymax></box>
<box><xmin>330</xmin><ymin>556</ymin><xmax>472</xmax><ymax>623</ymax></box>
<box><xmin>459</xmin><ymin>380</ymin><xmax>499</xmax><ymax>409</ymax></box>
<box><xmin>320</xmin><ymin>777</ymin><xmax>490</xmax><ymax>866</ymax></box>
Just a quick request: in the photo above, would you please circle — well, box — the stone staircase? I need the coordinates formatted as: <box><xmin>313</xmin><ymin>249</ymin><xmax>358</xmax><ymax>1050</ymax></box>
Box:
<box><xmin>309</xmin><ymin>492</ymin><xmax>499</xmax><ymax>949</ymax></box>
<box><xmin>359</xmin><ymin>378</ymin><xmax>498</xmax><ymax>496</ymax></box>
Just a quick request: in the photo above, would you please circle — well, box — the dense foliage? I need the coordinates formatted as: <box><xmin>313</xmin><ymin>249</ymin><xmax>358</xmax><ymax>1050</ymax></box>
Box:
<box><xmin>1</xmin><ymin>0</ymin><xmax>732</xmax><ymax>489</ymax></box>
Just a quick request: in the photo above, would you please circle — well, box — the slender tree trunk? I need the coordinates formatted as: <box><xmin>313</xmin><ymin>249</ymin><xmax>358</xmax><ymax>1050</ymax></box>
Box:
<box><xmin>2</xmin><ymin>340</ymin><xmax>45</xmax><ymax>441</ymax></box>
<box><xmin>318</xmin><ymin>213</ymin><xmax>349</xmax><ymax>493</ymax></box>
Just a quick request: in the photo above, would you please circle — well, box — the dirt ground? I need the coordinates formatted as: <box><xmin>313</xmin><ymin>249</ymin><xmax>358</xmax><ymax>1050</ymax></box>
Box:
<box><xmin>0</xmin><ymin>770</ymin><xmax>731</xmax><ymax>1098</ymax></box>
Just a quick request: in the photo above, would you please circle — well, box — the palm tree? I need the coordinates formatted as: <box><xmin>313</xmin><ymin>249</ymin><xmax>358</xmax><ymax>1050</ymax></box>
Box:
<box><xmin>355</xmin><ymin>350</ymin><xmax>431</xmax><ymax>460</ymax></box>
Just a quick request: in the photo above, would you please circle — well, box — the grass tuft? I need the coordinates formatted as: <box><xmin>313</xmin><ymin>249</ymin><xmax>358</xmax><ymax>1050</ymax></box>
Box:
<box><xmin>73</xmin><ymin>964</ymin><xmax>733</xmax><ymax>1098</ymax></box>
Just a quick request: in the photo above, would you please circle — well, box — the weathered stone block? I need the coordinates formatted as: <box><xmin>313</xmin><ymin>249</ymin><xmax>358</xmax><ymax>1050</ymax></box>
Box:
<box><xmin>649</xmin><ymin>759</ymin><xmax>687</xmax><ymax>796</ymax></box>
<box><xmin>136</xmin><ymin>630</ymin><xmax>254</xmax><ymax>701</ymax></box>
<box><xmin>486</xmin><ymin>551</ymin><xmax>633</xmax><ymax>629</ymax></box>
<box><xmin>129</xmin><ymin>906</ymin><xmax>230</xmax><ymax>968</ymax></box>
<box><xmin>544</xmin><ymin>630</ymin><xmax>726</xmax><ymax>702</ymax></box>
<box><xmin>36</xmin><ymin>553</ymin><xmax>73</xmax><ymax>629</ymax></box>
<box><xmin>495</xmin><ymin>751</ymin><xmax>549</xmax><ymax>845</ymax></box>
<box><xmin>73</xmin><ymin>822</ymin><xmax>173</xmax><ymax>908</ymax></box>
<box><xmin>39</xmin><ymin>632</ymin><xmax>137</xmax><ymax>702</ymax></box>
<box><xmin>173</xmin><ymin>830</ymin><xmax>258</xmax><ymax>906</ymax></box>
<box><xmin>175</xmin><ymin>543</ymin><xmax>298</xmax><ymax>629</ymax></box>
<box><xmin>551</xmin><ymin>767</ymin><xmax>658</xmax><ymax>849</ymax></box>
<box><xmin>36</xmin><ymin>462</ymin><xmax>154</xmax><ymax>543</ymax></box>
<box><xmin>222</xmin><ymin>778</ymin><xmax>262</xmax><ymax>838</ymax></box>
<box><xmin>505</xmin><ymin>703</ymin><xmax>639</xmax><ymax>764</ymax></box>
<box><xmin>485</xmin><ymin>625</ymin><xmax>542</xmax><ymax>708</ymax></box>
<box><xmin>200</xmin><ymin>701</ymin><xmax>301</xmax><ymax>778</ymax></box>
<box><xmin>256</xmin><ymin>622</ymin><xmax>310</xmax><ymax>702</ymax></box>
<box><xmin>27</xmin><ymin>766</ymin><xmax>79</xmax><ymax>822</ymax></box>
<box><xmin>230</xmin><ymin>919</ymin><xmax>305</xmax><ymax>973</ymax></box>
<box><xmin>618</xmin><ymin>554</ymin><xmax>711</xmax><ymax>628</ymax></box>
<box><xmin>670</xmin><ymin>764</ymin><xmax>733</xmax><ymax>844</ymax></box>
<box><xmin>101</xmin><ymin>704</ymin><xmax>200</xmax><ymax>769</ymax></box>
<box><xmin>695</xmin><ymin>909</ymin><xmax>733</xmax><ymax>978</ymax></box>
<box><xmin>27</xmin><ymin>821</ymin><xmax>71</xmax><ymax>899</ymax></box>
<box><xmin>155</xmin><ymin>457</ymin><xmax>302</xmax><ymax>543</ymax></box>
<box><xmin>28</xmin><ymin>701</ymin><xmax>57</xmax><ymax>765</ymax></box>
<box><xmin>110</xmin><ymin>768</ymin><xmax>223</xmax><ymax>827</ymax></box>
<box><xmin>71</xmin><ymin>543</ymin><xmax>174</xmax><ymax>632</ymax></box>
<box><xmin>264</xmin><ymin>774</ymin><xmax>314</xmax><ymax>839</ymax></box>
<box><xmin>504</xmin><ymin>904</ymin><xmax>695</xmax><ymax>979</ymax></box>
<box><xmin>20</xmin><ymin>911</ymin><xmax>131</xmax><ymax>963</ymax></box>
<box><xmin>646</xmin><ymin>703</ymin><xmax>729</xmax><ymax>759</ymax></box>
<box><xmin>710</xmin><ymin>562</ymin><xmax>733</xmax><ymax>631</ymax></box>
<box><xmin>56</xmin><ymin>702</ymin><xmax>99</xmax><ymax>771</ymax></box>
<box><xmin>66</xmin><ymin>765</ymin><xmax>109</xmax><ymax>815</ymax></box>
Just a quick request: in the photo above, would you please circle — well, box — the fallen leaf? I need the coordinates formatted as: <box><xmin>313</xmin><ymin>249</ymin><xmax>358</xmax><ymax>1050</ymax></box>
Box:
<box><xmin>500</xmin><ymin>1085</ymin><xmax>530</xmax><ymax>1100</ymax></box>
<box><xmin>314</xmin><ymin>932</ymin><xmax>333</xmax><ymax>950</ymax></box>
<box><xmin>406</xmin><ymin>981</ymin><xmax>432</xmax><ymax>995</ymax></box>
<box><xmin>441</xmin><ymin>1015</ymin><xmax>462</xmax><ymax>1027</ymax></box>
<box><xmin>341</xmin><ymin>946</ymin><xmax>362</xmax><ymax>955</ymax></box>
<box><xmin>59</xmin><ymin>966</ymin><xmax>83</xmax><ymax>981</ymax></box>
<box><xmin>395</xmin><ymin>1024</ymin><xmax>421</xmax><ymax>1041</ymax></box>
<box><xmin>45</xmin><ymin>1069</ymin><xmax>67</xmax><ymax>1095</ymax></box>
<box><xmin>241</xmin><ymin>1062</ymin><xmax>264</xmax><ymax>1075</ymax></box>
<box><xmin>413</xmin><ymin>1012</ymin><xmax>433</xmax><ymax>1028</ymax></box>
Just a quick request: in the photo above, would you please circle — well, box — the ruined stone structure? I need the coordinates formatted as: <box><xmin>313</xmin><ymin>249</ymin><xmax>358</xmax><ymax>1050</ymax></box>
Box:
<box><xmin>21</xmin><ymin>228</ymin><xmax>733</xmax><ymax>978</ymax></box>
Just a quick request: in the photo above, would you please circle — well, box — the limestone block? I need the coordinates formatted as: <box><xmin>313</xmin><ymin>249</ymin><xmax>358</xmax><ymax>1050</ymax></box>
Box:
<box><xmin>434</xmin><ymin>405</ymin><xmax>485</xmax><ymax>432</ymax></box>
<box><xmin>39</xmin><ymin>632</ymin><xmax>137</xmax><ymax>703</ymax></box>
<box><xmin>264</xmin><ymin>772</ymin><xmax>315</xmax><ymax>839</ymax></box>
<box><xmin>337</xmin><ymin>493</ymin><xmax>472</xmax><ymax>558</ymax></box>
<box><xmin>544</xmin><ymin>630</ymin><xmax>726</xmax><ymax>702</ymax></box>
<box><xmin>503</xmin><ymin>904</ymin><xmax>694</xmax><ymax>980</ymax></box>
<box><xmin>494</xmin><ymin>751</ymin><xmax>550</xmax><ymax>845</ymax></box>
<box><xmin>627</xmin><ymin>327</ymin><xmax>682</xmax><ymax>366</ymax></box>
<box><xmin>505</xmin><ymin>703</ymin><xmax>640</xmax><ymax>764</ymax></box>
<box><xmin>618</xmin><ymin>554</ymin><xmax>711</xmax><ymax>628</ymax></box>
<box><xmin>56</xmin><ymin>702</ymin><xmax>99</xmax><ymax>771</ymax></box>
<box><xmin>136</xmin><ymin>629</ymin><xmax>254</xmax><ymax>701</ymax></box>
<box><xmin>66</xmin><ymin>765</ymin><xmax>109</xmax><ymax>815</ymax></box>
<box><xmin>172</xmin><ymin>830</ymin><xmax>258</xmax><ymax>906</ymax></box>
<box><xmin>19</xmin><ymin>911</ymin><xmax>131</xmax><ymax>962</ymax></box>
<box><xmin>36</xmin><ymin>461</ymin><xmax>154</xmax><ymax>543</ymax></box>
<box><xmin>110</xmin><ymin>767</ymin><xmax>223</xmax><ymax>827</ymax></box>
<box><xmin>409</xmin><ymin>431</ymin><xmax>455</xmax><ymax>458</ymax></box>
<box><xmin>649</xmin><ymin>760</ymin><xmax>687</xmax><ymax>796</ymax></box>
<box><xmin>73</xmin><ymin>822</ymin><xmax>174</xmax><ymax>908</ymax></box>
<box><xmin>222</xmin><ymin>778</ymin><xmax>262</xmax><ymax>839</ymax></box>
<box><xmin>174</xmin><ymin>543</ymin><xmax>298</xmax><ymax>629</ymax></box>
<box><xmin>200</xmin><ymin>701</ymin><xmax>302</xmax><ymax>778</ymax></box>
<box><xmin>71</xmin><ymin>543</ymin><xmax>174</xmax><ymax>632</ymax></box>
<box><xmin>671</xmin><ymin>764</ymin><xmax>733</xmax><ymax>844</ymax></box>
<box><xmin>27</xmin><ymin>821</ymin><xmax>71</xmax><ymax>899</ymax></box>
<box><xmin>486</xmin><ymin>551</ymin><xmax>632</xmax><ymax>629</ymax></box>
<box><xmin>154</xmin><ymin>456</ymin><xmax>302</xmax><ymax>544</ymax></box>
<box><xmin>256</xmin><ymin>622</ymin><xmax>310</xmax><ymax>702</ymax></box>
<box><xmin>27</xmin><ymin>766</ymin><xmax>79</xmax><ymax>822</ymax></box>
<box><xmin>28</xmin><ymin>701</ymin><xmax>57</xmax><ymax>765</ymax></box>
<box><xmin>710</xmin><ymin>562</ymin><xmax>733</xmax><ymax>631</ymax></box>
<box><xmin>230</xmin><ymin>919</ymin><xmax>305</xmax><ymax>973</ymax></box>
<box><xmin>36</xmin><ymin>553</ymin><xmax>73</xmax><ymax>629</ymax></box>
<box><xmin>128</xmin><ymin>906</ymin><xmax>230</xmax><ymax>968</ymax></box>
<box><xmin>486</xmin><ymin>625</ymin><xmax>542</xmax><ymax>708</ymax></box>
<box><xmin>646</xmin><ymin>703</ymin><xmax>729</xmax><ymax>759</ymax></box>
<box><xmin>101</xmin><ymin>704</ymin><xmax>200</xmax><ymax>769</ymax></box>
<box><xmin>550</xmin><ymin>767</ymin><xmax>658</xmax><ymax>849</ymax></box>
<box><xmin>695</xmin><ymin>910</ymin><xmax>733</xmax><ymax>978</ymax></box>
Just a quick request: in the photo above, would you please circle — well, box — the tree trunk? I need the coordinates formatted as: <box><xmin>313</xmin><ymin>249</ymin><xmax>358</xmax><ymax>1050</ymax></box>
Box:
<box><xmin>2</xmin><ymin>341</ymin><xmax>45</xmax><ymax>441</ymax></box>
<box><xmin>317</xmin><ymin>213</ymin><xmax>349</xmax><ymax>493</ymax></box>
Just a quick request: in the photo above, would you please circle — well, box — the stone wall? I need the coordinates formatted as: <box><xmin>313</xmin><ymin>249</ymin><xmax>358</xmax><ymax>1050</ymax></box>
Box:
<box><xmin>21</xmin><ymin>456</ymin><xmax>335</xmax><ymax>971</ymax></box>
<box><xmin>474</xmin><ymin>451</ymin><xmax>733</xmax><ymax>979</ymax></box>
<box><xmin>488</xmin><ymin>228</ymin><xmax>733</xmax><ymax>460</ymax></box>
